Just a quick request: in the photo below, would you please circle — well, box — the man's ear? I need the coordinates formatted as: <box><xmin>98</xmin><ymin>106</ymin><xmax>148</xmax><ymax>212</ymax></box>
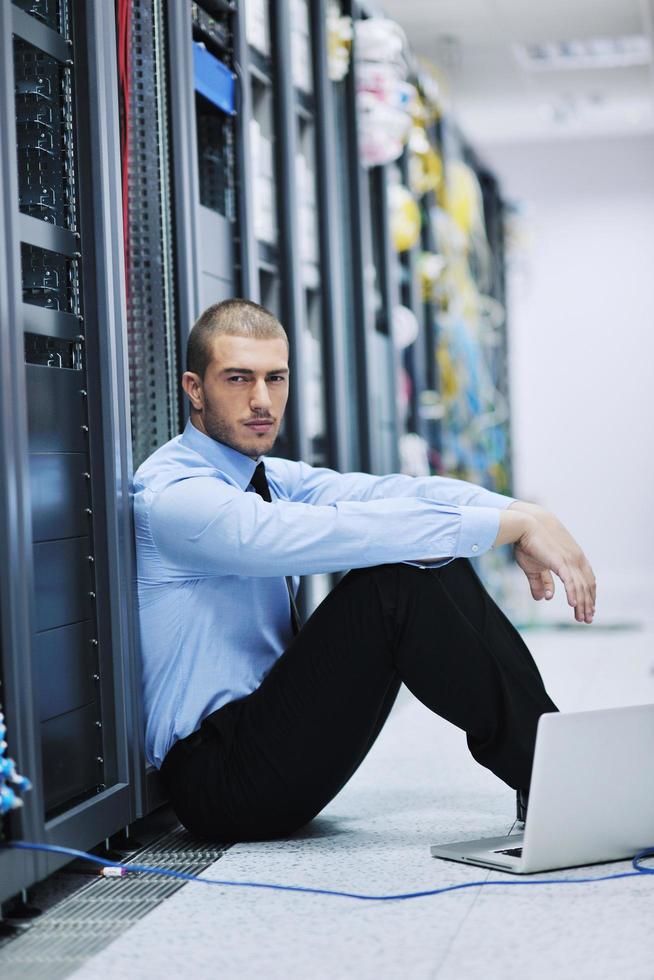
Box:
<box><xmin>181</xmin><ymin>371</ymin><xmax>204</xmax><ymax>412</ymax></box>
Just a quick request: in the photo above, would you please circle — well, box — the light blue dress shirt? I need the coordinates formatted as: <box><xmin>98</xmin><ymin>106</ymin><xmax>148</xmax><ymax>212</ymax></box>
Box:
<box><xmin>133</xmin><ymin>419</ymin><xmax>515</xmax><ymax>768</ymax></box>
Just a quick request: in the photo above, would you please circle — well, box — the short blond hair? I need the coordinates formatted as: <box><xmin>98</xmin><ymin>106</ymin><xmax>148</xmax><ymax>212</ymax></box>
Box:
<box><xmin>187</xmin><ymin>298</ymin><xmax>288</xmax><ymax>378</ymax></box>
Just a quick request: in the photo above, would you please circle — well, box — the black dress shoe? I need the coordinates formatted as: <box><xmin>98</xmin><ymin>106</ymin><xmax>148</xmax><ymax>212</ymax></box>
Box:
<box><xmin>516</xmin><ymin>787</ymin><xmax>529</xmax><ymax>824</ymax></box>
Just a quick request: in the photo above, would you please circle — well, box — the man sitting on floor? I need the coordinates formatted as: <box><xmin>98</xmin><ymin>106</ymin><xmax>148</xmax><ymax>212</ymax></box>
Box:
<box><xmin>133</xmin><ymin>298</ymin><xmax>596</xmax><ymax>841</ymax></box>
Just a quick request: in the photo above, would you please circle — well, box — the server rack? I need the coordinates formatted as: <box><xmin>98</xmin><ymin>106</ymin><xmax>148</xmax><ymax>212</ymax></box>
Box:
<box><xmin>340</xmin><ymin>1</ymin><xmax>400</xmax><ymax>476</ymax></box>
<box><xmin>121</xmin><ymin>0</ymin><xmax>182</xmax><ymax>470</ymax></box>
<box><xmin>386</xmin><ymin>129</ymin><xmax>445</xmax><ymax>470</ymax></box>
<box><xmin>477</xmin><ymin>166</ymin><xmax>512</xmax><ymax>494</ymax></box>
<box><xmin>438</xmin><ymin>117</ymin><xmax>511</xmax><ymax>494</ymax></box>
<box><xmin>0</xmin><ymin>0</ymin><xmax>40</xmax><ymax>902</ymax></box>
<box><xmin>392</xmin><ymin>147</ymin><xmax>430</xmax><ymax>448</ymax></box>
<box><xmin>395</xmin><ymin>160</ymin><xmax>417</xmax><ymax>440</ymax></box>
<box><xmin>231</xmin><ymin>0</ymin><xmax>311</xmax><ymax>465</ymax></box>
<box><xmin>0</xmin><ymin>0</ymin><xmax>136</xmax><ymax>904</ymax></box>
<box><xmin>420</xmin><ymin>116</ymin><xmax>446</xmax><ymax>469</ymax></box>
<box><xmin>327</xmin><ymin>3</ymin><xmax>366</xmax><ymax>473</ymax></box>
<box><xmin>365</xmin><ymin>163</ymin><xmax>401</xmax><ymax>474</ymax></box>
<box><xmin>310</xmin><ymin>0</ymin><xmax>351</xmax><ymax>475</ymax></box>
<box><xmin>128</xmin><ymin>0</ymin><xmax>243</xmax><ymax>813</ymax></box>
<box><xmin>121</xmin><ymin>0</ymin><xmax>235</xmax><ymax>473</ymax></box>
<box><xmin>190</xmin><ymin>2</ymin><xmax>238</xmax><ymax>317</ymax></box>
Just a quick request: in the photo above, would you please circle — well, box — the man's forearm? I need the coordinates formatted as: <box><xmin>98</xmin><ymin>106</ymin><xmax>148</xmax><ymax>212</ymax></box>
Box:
<box><xmin>507</xmin><ymin>500</ymin><xmax>547</xmax><ymax>521</ymax></box>
<box><xmin>507</xmin><ymin>499</ymin><xmax>577</xmax><ymax>546</ymax></box>
<box><xmin>494</xmin><ymin>508</ymin><xmax>537</xmax><ymax>547</ymax></box>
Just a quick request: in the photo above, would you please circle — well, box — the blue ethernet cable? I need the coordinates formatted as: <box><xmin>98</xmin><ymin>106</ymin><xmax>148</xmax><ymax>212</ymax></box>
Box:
<box><xmin>2</xmin><ymin>840</ymin><xmax>653</xmax><ymax>902</ymax></box>
<box><xmin>0</xmin><ymin>709</ymin><xmax>32</xmax><ymax>816</ymax></box>
<box><xmin>2</xmin><ymin>709</ymin><xmax>653</xmax><ymax>901</ymax></box>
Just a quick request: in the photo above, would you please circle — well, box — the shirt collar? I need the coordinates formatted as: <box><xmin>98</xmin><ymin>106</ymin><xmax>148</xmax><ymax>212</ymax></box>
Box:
<box><xmin>180</xmin><ymin>418</ymin><xmax>260</xmax><ymax>490</ymax></box>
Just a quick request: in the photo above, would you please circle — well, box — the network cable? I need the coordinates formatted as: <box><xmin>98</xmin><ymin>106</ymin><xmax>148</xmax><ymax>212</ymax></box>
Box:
<box><xmin>3</xmin><ymin>840</ymin><xmax>653</xmax><ymax>902</ymax></box>
<box><xmin>0</xmin><ymin>709</ymin><xmax>32</xmax><ymax>816</ymax></box>
<box><xmin>2</xmin><ymin>716</ymin><xmax>653</xmax><ymax>902</ymax></box>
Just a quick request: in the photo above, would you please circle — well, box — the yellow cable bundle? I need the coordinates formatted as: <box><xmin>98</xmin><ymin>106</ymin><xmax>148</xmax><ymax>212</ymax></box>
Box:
<box><xmin>436</xmin><ymin>256</ymin><xmax>480</xmax><ymax>321</ymax></box>
<box><xmin>407</xmin><ymin>95</ymin><xmax>443</xmax><ymax>197</ymax></box>
<box><xmin>444</xmin><ymin>159</ymin><xmax>484</xmax><ymax>242</ymax></box>
<box><xmin>388</xmin><ymin>183</ymin><xmax>421</xmax><ymax>253</ymax></box>
<box><xmin>408</xmin><ymin>138</ymin><xmax>443</xmax><ymax>197</ymax></box>
<box><xmin>326</xmin><ymin>3</ymin><xmax>352</xmax><ymax>82</ymax></box>
<box><xmin>451</xmin><ymin>258</ymin><xmax>480</xmax><ymax>321</ymax></box>
<box><xmin>436</xmin><ymin>340</ymin><xmax>459</xmax><ymax>402</ymax></box>
<box><xmin>417</xmin><ymin>251</ymin><xmax>446</xmax><ymax>302</ymax></box>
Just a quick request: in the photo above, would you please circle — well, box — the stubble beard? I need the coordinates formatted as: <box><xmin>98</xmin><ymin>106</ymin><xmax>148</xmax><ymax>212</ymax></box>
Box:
<box><xmin>201</xmin><ymin>401</ymin><xmax>278</xmax><ymax>459</ymax></box>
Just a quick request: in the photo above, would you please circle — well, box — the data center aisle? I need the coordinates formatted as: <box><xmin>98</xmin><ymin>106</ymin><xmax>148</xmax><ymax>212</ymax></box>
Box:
<box><xmin>69</xmin><ymin>624</ymin><xmax>654</xmax><ymax>980</ymax></box>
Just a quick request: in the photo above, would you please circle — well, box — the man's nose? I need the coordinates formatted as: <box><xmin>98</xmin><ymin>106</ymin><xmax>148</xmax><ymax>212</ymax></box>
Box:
<box><xmin>250</xmin><ymin>379</ymin><xmax>272</xmax><ymax>412</ymax></box>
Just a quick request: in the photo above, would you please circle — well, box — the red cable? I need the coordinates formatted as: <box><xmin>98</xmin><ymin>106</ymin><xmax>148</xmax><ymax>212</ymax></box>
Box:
<box><xmin>117</xmin><ymin>0</ymin><xmax>130</xmax><ymax>302</ymax></box>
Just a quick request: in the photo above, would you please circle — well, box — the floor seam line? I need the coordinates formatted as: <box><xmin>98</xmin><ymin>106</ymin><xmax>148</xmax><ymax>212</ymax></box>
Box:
<box><xmin>429</xmin><ymin>871</ymin><xmax>490</xmax><ymax>980</ymax></box>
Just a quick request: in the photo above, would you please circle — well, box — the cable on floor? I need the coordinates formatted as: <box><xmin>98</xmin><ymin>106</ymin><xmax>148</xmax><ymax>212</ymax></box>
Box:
<box><xmin>2</xmin><ymin>840</ymin><xmax>653</xmax><ymax>902</ymax></box>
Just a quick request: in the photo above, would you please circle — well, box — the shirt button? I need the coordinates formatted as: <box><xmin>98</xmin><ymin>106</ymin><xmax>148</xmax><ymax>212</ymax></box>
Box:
<box><xmin>471</xmin><ymin>544</ymin><xmax>479</xmax><ymax>553</ymax></box>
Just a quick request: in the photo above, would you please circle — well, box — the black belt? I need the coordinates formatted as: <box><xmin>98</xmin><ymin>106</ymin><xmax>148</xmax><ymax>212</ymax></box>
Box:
<box><xmin>163</xmin><ymin>724</ymin><xmax>210</xmax><ymax>769</ymax></box>
<box><xmin>162</xmin><ymin>700</ymin><xmax>241</xmax><ymax>772</ymax></box>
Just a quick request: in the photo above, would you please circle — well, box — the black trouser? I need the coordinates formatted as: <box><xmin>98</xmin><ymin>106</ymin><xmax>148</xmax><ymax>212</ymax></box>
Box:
<box><xmin>160</xmin><ymin>559</ymin><xmax>558</xmax><ymax>842</ymax></box>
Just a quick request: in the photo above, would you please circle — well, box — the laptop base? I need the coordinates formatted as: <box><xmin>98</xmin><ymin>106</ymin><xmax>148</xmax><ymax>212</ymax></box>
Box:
<box><xmin>430</xmin><ymin>834</ymin><xmax>526</xmax><ymax>874</ymax></box>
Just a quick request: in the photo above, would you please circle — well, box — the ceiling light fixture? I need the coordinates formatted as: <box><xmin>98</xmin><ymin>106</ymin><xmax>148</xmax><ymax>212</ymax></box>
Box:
<box><xmin>513</xmin><ymin>35</ymin><xmax>652</xmax><ymax>71</ymax></box>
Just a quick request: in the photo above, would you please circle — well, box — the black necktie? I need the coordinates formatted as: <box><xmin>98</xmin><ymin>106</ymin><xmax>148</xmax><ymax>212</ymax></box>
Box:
<box><xmin>249</xmin><ymin>461</ymin><xmax>301</xmax><ymax>635</ymax></box>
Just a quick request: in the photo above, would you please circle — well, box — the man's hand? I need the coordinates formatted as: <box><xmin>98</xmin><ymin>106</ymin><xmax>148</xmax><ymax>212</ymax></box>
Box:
<box><xmin>496</xmin><ymin>505</ymin><xmax>596</xmax><ymax>624</ymax></box>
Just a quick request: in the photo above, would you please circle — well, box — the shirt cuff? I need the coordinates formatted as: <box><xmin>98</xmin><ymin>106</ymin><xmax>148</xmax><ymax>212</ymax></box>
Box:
<box><xmin>454</xmin><ymin>506</ymin><xmax>501</xmax><ymax>558</ymax></box>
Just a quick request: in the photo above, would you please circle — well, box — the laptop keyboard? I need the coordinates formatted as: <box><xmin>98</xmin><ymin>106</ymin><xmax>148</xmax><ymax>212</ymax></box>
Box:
<box><xmin>494</xmin><ymin>846</ymin><xmax>523</xmax><ymax>858</ymax></box>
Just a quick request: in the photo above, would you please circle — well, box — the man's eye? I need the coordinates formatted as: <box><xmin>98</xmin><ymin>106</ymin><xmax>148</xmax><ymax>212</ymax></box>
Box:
<box><xmin>268</xmin><ymin>375</ymin><xmax>286</xmax><ymax>383</ymax></box>
<box><xmin>227</xmin><ymin>376</ymin><xmax>246</xmax><ymax>382</ymax></box>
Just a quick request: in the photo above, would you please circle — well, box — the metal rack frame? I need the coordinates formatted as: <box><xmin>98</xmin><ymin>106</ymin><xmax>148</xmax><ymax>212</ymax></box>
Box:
<box><xmin>336</xmin><ymin>0</ymin><xmax>401</xmax><ymax>475</ymax></box>
<box><xmin>0</xmin><ymin>0</ymin><xmax>137</xmax><ymax>903</ymax></box>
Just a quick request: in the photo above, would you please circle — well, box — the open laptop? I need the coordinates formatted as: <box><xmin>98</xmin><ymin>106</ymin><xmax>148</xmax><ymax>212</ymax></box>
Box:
<box><xmin>430</xmin><ymin>703</ymin><xmax>654</xmax><ymax>874</ymax></box>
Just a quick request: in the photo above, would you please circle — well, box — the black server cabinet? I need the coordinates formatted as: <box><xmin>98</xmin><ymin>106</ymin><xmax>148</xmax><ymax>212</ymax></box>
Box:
<box><xmin>328</xmin><ymin>14</ymin><xmax>366</xmax><ymax>473</ymax></box>
<box><xmin>419</xmin><ymin>117</ymin><xmax>446</xmax><ymax>468</ymax></box>
<box><xmin>337</xmin><ymin>1</ymin><xmax>400</xmax><ymax>476</ymax></box>
<box><xmin>395</xmin><ymin>148</ymin><xmax>430</xmax><ymax>447</ymax></box>
<box><xmin>122</xmin><ymin>0</ymin><xmax>243</xmax><ymax>814</ymax></box>
<box><xmin>0</xmin><ymin>0</ymin><xmax>40</xmax><ymax>900</ymax></box>
<box><xmin>239</xmin><ymin>0</ymin><xmax>289</xmax><ymax>437</ymax></box>
<box><xmin>119</xmin><ymin>0</ymin><xmax>185</xmax><ymax>815</ymax></box>
<box><xmin>363</xmin><ymin>163</ymin><xmax>400</xmax><ymax>475</ymax></box>
<box><xmin>0</xmin><ymin>0</ymin><xmax>135</xmax><ymax>903</ymax></box>
<box><xmin>309</xmin><ymin>0</ymin><xmax>351</xmax><ymax>475</ymax></box>
<box><xmin>122</xmin><ymin>0</ymin><xmax>181</xmax><ymax>470</ymax></box>
<box><xmin>478</xmin><ymin>168</ymin><xmax>512</xmax><ymax>494</ymax></box>
<box><xmin>190</xmin><ymin>2</ymin><xmax>238</xmax><ymax>316</ymax></box>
